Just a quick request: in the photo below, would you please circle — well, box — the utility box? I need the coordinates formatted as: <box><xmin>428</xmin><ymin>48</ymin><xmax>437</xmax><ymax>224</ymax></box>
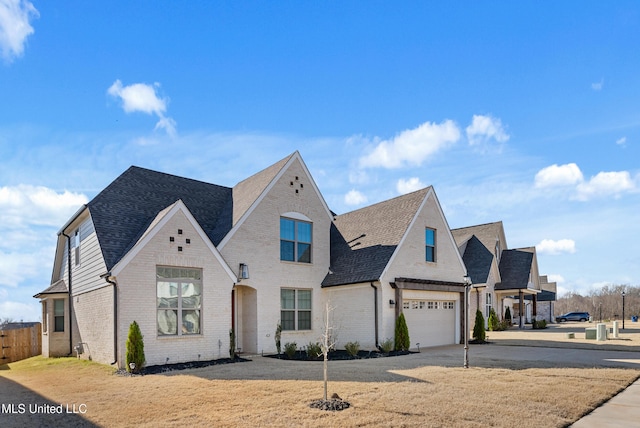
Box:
<box><xmin>596</xmin><ymin>323</ymin><xmax>607</xmax><ymax>341</ymax></box>
<box><xmin>612</xmin><ymin>321</ymin><xmax>619</xmax><ymax>338</ymax></box>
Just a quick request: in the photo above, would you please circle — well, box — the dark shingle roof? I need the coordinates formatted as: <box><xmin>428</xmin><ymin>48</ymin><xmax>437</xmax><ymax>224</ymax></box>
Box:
<box><xmin>34</xmin><ymin>279</ymin><xmax>68</xmax><ymax>297</ymax></box>
<box><xmin>87</xmin><ymin>166</ymin><xmax>232</xmax><ymax>270</ymax></box>
<box><xmin>461</xmin><ymin>235</ymin><xmax>493</xmax><ymax>284</ymax></box>
<box><xmin>524</xmin><ymin>290</ymin><xmax>556</xmax><ymax>301</ymax></box>
<box><xmin>322</xmin><ymin>188</ymin><xmax>430</xmax><ymax>287</ymax></box>
<box><xmin>495</xmin><ymin>249</ymin><xmax>533</xmax><ymax>290</ymax></box>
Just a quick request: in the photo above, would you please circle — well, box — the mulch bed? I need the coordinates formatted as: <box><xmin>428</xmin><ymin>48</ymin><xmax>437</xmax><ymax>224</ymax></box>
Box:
<box><xmin>265</xmin><ymin>349</ymin><xmax>414</xmax><ymax>361</ymax></box>
<box><xmin>116</xmin><ymin>355</ymin><xmax>250</xmax><ymax>376</ymax></box>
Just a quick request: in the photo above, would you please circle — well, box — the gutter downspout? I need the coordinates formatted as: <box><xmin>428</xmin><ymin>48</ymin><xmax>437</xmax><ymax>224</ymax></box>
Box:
<box><xmin>62</xmin><ymin>232</ymin><xmax>73</xmax><ymax>356</ymax></box>
<box><xmin>370</xmin><ymin>282</ymin><xmax>379</xmax><ymax>347</ymax></box>
<box><xmin>102</xmin><ymin>273</ymin><xmax>118</xmax><ymax>366</ymax></box>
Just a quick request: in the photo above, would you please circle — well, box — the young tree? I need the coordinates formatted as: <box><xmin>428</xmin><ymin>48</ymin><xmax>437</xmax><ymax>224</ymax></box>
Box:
<box><xmin>473</xmin><ymin>310</ymin><xmax>486</xmax><ymax>342</ymax></box>
<box><xmin>394</xmin><ymin>312</ymin><xmax>410</xmax><ymax>351</ymax></box>
<box><xmin>504</xmin><ymin>306</ymin><xmax>512</xmax><ymax>325</ymax></box>
<box><xmin>125</xmin><ymin>320</ymin><xmax>145</xmax><ymax>373</ymax></box>
<box><xmin>319</xmin><ymin>301</ymin><xmax>336</xmax><ymax>401</ymax></box>
<box><xmin>488</xmin><ymin>308</ymin><xmax>499</xmax><ymax>331</ymax></box>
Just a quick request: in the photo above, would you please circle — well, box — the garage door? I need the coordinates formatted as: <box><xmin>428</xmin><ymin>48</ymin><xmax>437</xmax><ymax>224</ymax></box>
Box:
<box><xmin>402</xmin><ymin>299</ymin><xmax>456</xmax><ymax>348</ymax></box>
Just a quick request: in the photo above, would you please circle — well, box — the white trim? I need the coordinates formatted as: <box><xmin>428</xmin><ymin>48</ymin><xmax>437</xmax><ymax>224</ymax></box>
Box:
<box><xmin>218</xmin><ymin>151</ymin><xmax>333</xmax><ymax>250</ymax></box>
<box><xmin>281</xmin><ymin>211</ymin><xmax>312</xmax><ymax>221</ymax></box>
<box><xmin>111</xmin><ymin>199</ymin><xmax>237</xmax><ymax>282</ymax></box>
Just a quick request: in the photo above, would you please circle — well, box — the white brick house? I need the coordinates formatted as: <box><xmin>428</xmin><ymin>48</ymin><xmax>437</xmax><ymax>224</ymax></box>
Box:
<box><xmin>35</xmin><ymin>152</ymin><xmax>472</xmax><ymax>368</ymax></box>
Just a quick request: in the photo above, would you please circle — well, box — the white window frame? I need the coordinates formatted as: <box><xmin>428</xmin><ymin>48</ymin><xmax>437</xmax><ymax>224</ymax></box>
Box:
<box><xmin>280</xmin><ymin>217</ymin><xmax>313</xmax><ymax>263</ymax></box>
<box><xmin>425</xmin><ymin>228</ymin><xmax>436</xmax><ymax>263</ymax></box>
<box><xmin>156</xmin><ymin>267</ymin><xmax>203</xmax><ymax>337</ymax></box>
<box><xmin>53</xmin><ymin>299</ymin><xmax>65</xmax><ymax>332</ymax></box>
<box><xmin>280</xmin><ymin>288</ymin><xmax>312</xmax><ymax>331</ymax></box>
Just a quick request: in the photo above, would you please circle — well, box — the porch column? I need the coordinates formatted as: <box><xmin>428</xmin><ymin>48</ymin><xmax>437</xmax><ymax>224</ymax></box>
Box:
<box><xmin>519</xmin><ymin>290</ymin><xmax>524</xmax><ymax>329</ymax></box>
<box><xmin>533</xmin><ymin>294</ymin><xmax>537</xmax><ymax>318</ymax></box>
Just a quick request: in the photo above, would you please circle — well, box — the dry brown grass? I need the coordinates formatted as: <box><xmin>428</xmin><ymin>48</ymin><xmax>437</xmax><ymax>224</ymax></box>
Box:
<box><xmin>1</xmin><ymin>356</ymin><xmax>638</xmax><ymax>428</ymax></box>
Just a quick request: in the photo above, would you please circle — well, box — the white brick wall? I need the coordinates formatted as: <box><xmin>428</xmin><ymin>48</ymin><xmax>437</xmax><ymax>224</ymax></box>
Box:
<box><xmin>380</xmin><ymin>190</ymin><xmax>467</xmax><ymax>346</ymax></box>
<box><xmin>115</xmin><ymin>209</ymin><xmax>234</xmax><ymax>368</ymax></box>
<box><xmin>72</xmin><ymin>285</ymin><xmax>114</xmax><ymax>363</ymax></box>
<box><xmin>325</xmin><ymin>283</ymin><xmax>377</xmax><ymax>350</ymax></box>
<box><xmin>221</xmin><ymin>158</ymin><xmax>333</xmax><ymax>354</ymax></box>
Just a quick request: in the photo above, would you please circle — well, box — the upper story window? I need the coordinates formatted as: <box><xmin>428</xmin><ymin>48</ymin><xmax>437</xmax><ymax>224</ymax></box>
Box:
<box><xmin>280</xmin><ymin>217</ymin><xmax>312</xmax><ymax>263</ymax></box>
<box><xmin>157</xmin><ymin>267</ymin><xmax>202</xmax><ymax>336</ymax></box>
<box><xmin>73</xmin><ymin>228</ymin><xmax>81</xmax><ymax>266</ymax></box>
<box><xmin>425</xmin><ymin>228</ymin><xmax>436</xmax><ymax>262</ymax></box>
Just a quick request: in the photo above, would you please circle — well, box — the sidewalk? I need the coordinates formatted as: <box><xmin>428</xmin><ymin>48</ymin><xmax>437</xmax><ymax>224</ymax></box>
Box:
<box><xmin>571</xmin><ymin>378</ymin><xmax>640</xmax><ymax>427</ymax></box>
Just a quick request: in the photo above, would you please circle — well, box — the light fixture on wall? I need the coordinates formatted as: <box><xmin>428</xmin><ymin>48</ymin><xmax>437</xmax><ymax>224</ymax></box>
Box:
<box><xmin>389</xmin><ymin>299</ymin><xmax>396</xmax><ymax>306</ymax></box>
<box><xmin>239</xmin><ymin>263</ymin><xmax>249</xmax><ymax>280</ymax></box>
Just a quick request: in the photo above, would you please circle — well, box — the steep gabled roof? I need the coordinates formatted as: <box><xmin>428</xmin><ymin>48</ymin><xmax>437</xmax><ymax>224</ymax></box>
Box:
<box><xmin>232</xmin><ymin>153</ymin><xmax>295</xmax><ymax>226</ymax></box>
<box><xmin>87</xmin><ymin>166</ymin><xmax>232</xmax><ymax>271</ymax></box>
<box><xmin>452</xmin><ymin>221</ymin><xmax>507</xmax><ymax>252</ymax></box>
<box><xmin>461</xmin><ymin>235</ymin><xmax>493</xmax><ymax>284</ymax></box>
<box><xmin>495</xmin><ymin>249</ymin><xmax>533</xmax><ymax>290</ymax></box>
<box><xmin>323</xmin><ymin>188</ymin><xmax>430</xmax><ymax>287</ymax></box>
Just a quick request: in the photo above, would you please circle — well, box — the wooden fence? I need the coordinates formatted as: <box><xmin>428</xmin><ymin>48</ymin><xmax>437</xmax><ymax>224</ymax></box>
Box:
<box><xmin>0</xmin><ymin>323</ymin><xmax>42</xmax><ymax>364</ymax></box>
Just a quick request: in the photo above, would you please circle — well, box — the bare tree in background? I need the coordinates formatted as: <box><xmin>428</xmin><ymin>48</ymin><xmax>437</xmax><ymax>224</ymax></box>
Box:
<box><xmin>556</xmin><ymin>285</ymin><xmax>639</xmax><ymax>321</ymax></box>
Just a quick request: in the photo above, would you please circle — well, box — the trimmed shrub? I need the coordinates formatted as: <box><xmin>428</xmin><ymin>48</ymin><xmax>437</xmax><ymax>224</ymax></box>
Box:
<box><xmin>488</xmin><ymin>308</ymin><xmax>499</xmax><ymax>331</ymax></box>
<box><xmin>473</xmin><ymin>309</ymin><xmax>486</xmax><ymax>342</ymax></box>
<box><xmin>306</xmin><ymin>342</ymin><xmax>322</xmax><ymax>359</ymax></box>
<box><xmin>344</xmin><ymin>341</ymin><xmax>360</xmax><ymax>358</ymax></box>
<box><xmin>379</xmin><ymin>338</ymin><xmax>394</xmax><ymax>353</ymax></box>
<box><xmin>275</xmin><ymin>322</ymin><xmax>282</xmax><ymax>355</ymax></box>
<box><xmin>532</xmin><ymin>318</ymin><xmax>547</xmax><ymax>329</ymax></box>
<box><xmin>394</xmin><ymin>312</ymin><xmax>410</xmax><ymax>351</ymax></box>
<box><xmin>284</xmin><ymin>342</ymin><xmax>297</xmax><ymax>359</ymax></box>
<box><xmin>504</xmin><ymin>306</ymin><xmax>512</xmax><ymax>325</ymax></box>
<box><xmin>125</xmin><ymin>320</ymin><xmax>145</xmax><ymax>373</ymax></box>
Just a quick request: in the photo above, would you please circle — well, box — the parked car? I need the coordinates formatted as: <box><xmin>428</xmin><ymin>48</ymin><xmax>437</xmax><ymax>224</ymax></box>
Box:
<box><xmin>555</xmin><ymin>312</ymin><xmax>590</xmax><ymax>322</ymax></box>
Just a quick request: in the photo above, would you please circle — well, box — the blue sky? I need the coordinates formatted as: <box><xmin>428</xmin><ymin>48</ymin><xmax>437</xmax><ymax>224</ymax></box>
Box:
<box><xmin>1</xmin><ymin>1</ymin><xmax>639</xmax><ymax>322</ymax></box>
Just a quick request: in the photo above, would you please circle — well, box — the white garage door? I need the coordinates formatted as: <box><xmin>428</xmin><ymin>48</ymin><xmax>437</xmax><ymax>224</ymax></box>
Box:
<box><xmin>402</xmin><ymin>299</ymin><xmax>456</xmax><ymax>348</ymax></box>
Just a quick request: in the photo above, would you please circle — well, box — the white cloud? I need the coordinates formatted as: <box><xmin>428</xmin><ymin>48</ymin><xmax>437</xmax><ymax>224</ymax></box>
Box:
<box><xmin>465</xmin><ymin>114</ymin><xmax>509</xmax><ymax>147</ymax></box>
<box><xmin>616</xmin><ymin>137</ymin><xmax>627</xmax><ymax>147</ymax></box>
<box><xmin>0</xmin><ymin>184</ymin><xmax>88</xmax><ymax>227</ymax></box>
<box><xmin>576</xmin><ymin>171</ymin><xmax>636</xmax><ymax>201</ymax></box>
<box><xmin>0</xmin><ymin>247</ymin><xmax>52</xmax><ymax>287</ymax></box>
<box><xmin>0</xmin><ymin>0</ymin><xmax>38</xmax><ymax>63</ymax></box>
<box><xmin>591</xmin><ymin>78</ymin><xmax>604</xmax><ymax>91</ymax></box>
<box><xmin>359</xmin><ymin>120</ymin><xmax>460</xmax><ymax>169</ymax></box>
<box><xmin>107</xmin><ymin>80</ymin><xmax>177</xmax><ymax>136</ymax></box>
<box><xmin>536</xmin><ymin>239</ymin><xmax>576</xmax><ymax>255</ymax></box>
<box><xmin>397</xmin><ymin>177</ymin><xmax>426</xmax><ymax>194</ymax></box>
<box><xmin>0</xmin><ymin>299</ymin><xmax>40</xmax><ymax>322</ymax></box>
<box><xmin>534</xmin><ymin>163</ymin><xmax>584</xmax><ymax>188</ymax></box>
<box><xmin>344</xmin><ymin>189</ymin><xmax>368</xmax><ymax>206</ymax></box>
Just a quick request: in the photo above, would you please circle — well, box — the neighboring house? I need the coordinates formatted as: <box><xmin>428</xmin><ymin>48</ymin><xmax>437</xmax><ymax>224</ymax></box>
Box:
<box><xmin>452</xmin><ymin>222</ymin><xmax>508</xmax><ymax>329</ymax></box>
<box><xmin>526</xmin><ymin>275</ymin><xmax>557</xmax><ymax>323</ymax></box>
<box><xmin>324</xmin><ymin>186</ymin><xmax>467</xmax><ymax>349</ymax></box>
<box><xmin>452</xmin><ymin>222</ymin><xmax>555</xmax><ymax>330</ymax></box>
<box><xmin>35</xmin><ymin>152</ymin><xmax>469</xmax><ymax>368</ymax></box>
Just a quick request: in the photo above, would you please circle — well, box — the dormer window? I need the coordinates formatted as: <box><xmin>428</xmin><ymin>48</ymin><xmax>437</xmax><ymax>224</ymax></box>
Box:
<box><xmin>280</xmin><ymin>217</ymin><xmax>312</xmax><ymax>263</ymax></box>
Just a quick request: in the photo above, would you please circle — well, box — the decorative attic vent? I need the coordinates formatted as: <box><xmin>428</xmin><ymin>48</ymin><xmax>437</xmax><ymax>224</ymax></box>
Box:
<box><xmin>170</xmin><ymin>236</ymin><xmax>175</xmax><ymax>242</ymax></box>
<box><xmin>178</xmin><ymin>229</ymin><xmax>183</xmax><ymax>235</ymax></box>
<box><xmin>186</xmin><ymin>238</ymin><xmax>191</xmax><ymax>244</ymax></box>
<box><xmin>178</xmin><ymin>246</ymin><xmax>183</xmax><ymax>252</ymax></box>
